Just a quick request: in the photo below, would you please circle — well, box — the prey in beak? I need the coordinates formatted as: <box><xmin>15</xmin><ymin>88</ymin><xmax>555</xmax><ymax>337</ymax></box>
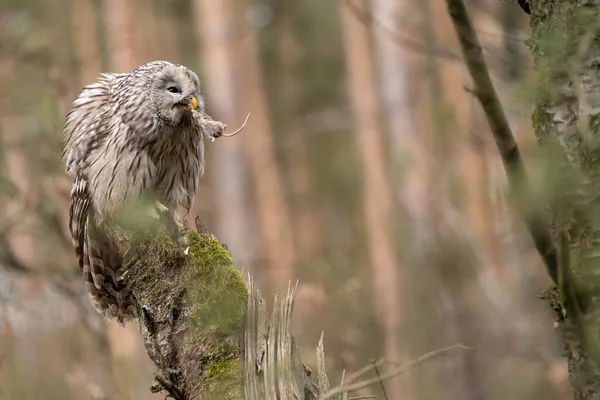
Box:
<box><xmin>178</xmin><ymin>95</ymin><xmax>199</xmax><ymax>112</ymax></box>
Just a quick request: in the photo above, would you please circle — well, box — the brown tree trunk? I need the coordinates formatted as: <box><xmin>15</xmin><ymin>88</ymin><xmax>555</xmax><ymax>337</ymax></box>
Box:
<box><xmin>104</xmin><ymin>0</ymin><xmax>141</xmax><ymax>72</ymax></box>
<box><xmin>417</xmin><ymin>1</ymin><xmax>486</xmax><ymax>397</ymax></box>
<box><xmin>192</xmin><ymin>0</ymin><xmax>259</xmax><ymax>279</ymax></box>
<box><xmin>275</xmin><ymin>9</ymin><xmax>323</xmax><ymax>261</ymax></box>
<box><xmin>232</xmin><ymin>1</ymin><xmax>297</xmax><ymax>292</ymax></box>
<box><xmin>339</xmin><ymin>1</ymin><xmax>412</xmax><ymax>399</ymax></box>
<box><xmin>70</xmin><ymin>0</ymin><xmax>102</xmax><ymax>86</ymax></box>
<box><xmin>527</xmin><ymin>1</ymin><xmax>600</xmax><ymax>398</ymax></box>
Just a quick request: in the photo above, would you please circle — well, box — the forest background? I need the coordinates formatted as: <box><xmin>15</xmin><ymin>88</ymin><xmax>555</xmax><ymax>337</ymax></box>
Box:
<box><xmin>0</xmin><ymin>0</ymin><xmax>566</xmax><ymax>399</ymax></box>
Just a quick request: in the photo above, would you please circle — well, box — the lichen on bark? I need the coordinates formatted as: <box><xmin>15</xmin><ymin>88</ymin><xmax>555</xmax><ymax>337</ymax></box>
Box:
<box><xmin>529</xmin><ymin>0</ymin><xmax>600</xmax><ymax>397</ymax></box>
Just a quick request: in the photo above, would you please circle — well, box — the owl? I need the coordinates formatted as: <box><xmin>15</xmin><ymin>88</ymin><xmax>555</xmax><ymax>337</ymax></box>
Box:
<box><xmin>63</xmin><ymin>61</ymin><xmax>206</xmax><ymax>324</ymax></box>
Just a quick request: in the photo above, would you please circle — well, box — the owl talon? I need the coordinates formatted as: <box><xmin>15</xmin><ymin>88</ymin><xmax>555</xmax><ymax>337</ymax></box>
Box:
<box><xmin>153</xmin><ymin>200</ymin><xmax>169</xmax><ymax>214</ymax></box>
<box><xmin>146</xmin><ymin>201</ymin><xmax>169</xmax><ymax>221</ymax></box>
<box><xmin>150</xmin><ymin>201</ymin><xmax>188</xmax><ymax>245</ymax></box>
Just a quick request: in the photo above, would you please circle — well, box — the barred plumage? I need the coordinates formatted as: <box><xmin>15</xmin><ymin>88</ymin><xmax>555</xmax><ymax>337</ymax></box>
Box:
<box><xmin>63</xmin><ymin>61</ymin><xmax>206</xmax><ymax>323</ymax></box>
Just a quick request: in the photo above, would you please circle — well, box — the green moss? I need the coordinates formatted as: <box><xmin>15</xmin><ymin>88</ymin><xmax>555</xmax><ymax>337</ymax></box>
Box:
<box><xmin>204</xmin><ymin>358</ymin><xmax>241</xmax><ymax>400</ymax></box>
<box><xmin>126</xmin><ymin>230</ymin><xmax>186</xmax><ymax>309</ymax></box>
<box><xmin>185</xmin><ymin>231</ymin><xmax>246</xmax><ymax>398</ymax></box>
<box><xmin>184</xmin><ymin>231</ymin><xmax>247</xmax><ymax>336</ymax></box>
<box><xmin>528</xmin><ymin>2</ymin><xmax>599</xmax><ymax>77</ymax></box>
<box><xmin>206</xmin><ymin>358</ymin><xmax>238</xmax><ymax>378</ymax></box>
<box><xmin>125</xmin><ymin>229</ymin><xmax>247</xmax><ymax>398</ymax></box>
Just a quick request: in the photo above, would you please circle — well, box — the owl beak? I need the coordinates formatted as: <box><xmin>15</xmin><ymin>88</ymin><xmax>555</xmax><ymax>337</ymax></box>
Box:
<box><xmin>184</xmin><ymin>96</ymin><xmax>198</xmax><ymax>112</ymax></box>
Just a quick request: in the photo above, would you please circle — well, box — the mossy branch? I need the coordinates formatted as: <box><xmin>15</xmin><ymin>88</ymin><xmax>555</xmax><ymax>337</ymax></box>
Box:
<box><xmin>120</xmin><ymin>223</ymin><xmax>334</xmax><ymax>400</ymax></box>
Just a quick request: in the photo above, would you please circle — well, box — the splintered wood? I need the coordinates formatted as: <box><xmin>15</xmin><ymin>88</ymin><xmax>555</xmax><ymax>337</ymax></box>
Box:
<box><xmin>244</xmin><ymin>276</ymin><xmax>339</xmax><ymax>400</ymax></box>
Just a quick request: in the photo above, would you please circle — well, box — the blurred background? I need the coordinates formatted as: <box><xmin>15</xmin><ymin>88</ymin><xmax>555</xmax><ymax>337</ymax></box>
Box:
<box><xmin>0</xmin><ymin>0</ymin><xmax>570</xmax><ymax>399</ymax></box>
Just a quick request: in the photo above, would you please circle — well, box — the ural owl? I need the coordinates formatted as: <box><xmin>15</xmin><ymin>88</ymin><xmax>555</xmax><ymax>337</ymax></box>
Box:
<box><xmin>63</xmin><ymin>61</ymin><xmax>205</xmax><ymax>323</ymax></box>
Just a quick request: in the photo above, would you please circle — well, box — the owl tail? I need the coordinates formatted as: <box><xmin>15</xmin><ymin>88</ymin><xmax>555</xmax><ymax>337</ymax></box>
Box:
<box><xmin>83</xmin><ymin>219</ymin><xmax>137</xmax><ymax>324</ymax></box>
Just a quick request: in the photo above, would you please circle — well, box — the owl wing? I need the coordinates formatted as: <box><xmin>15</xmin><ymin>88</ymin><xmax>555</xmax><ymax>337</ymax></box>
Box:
<box><xmin>63</xmin><ymin>73</ymin><xmax>137</xmax><ymax>323</ymax></box>
<box><xmin>63</xmin><ymin>73</ymin><xmax>124</xmax><ymax>176</ymax></box>
<box><xmin>63</xmin><ymin>73</ymin><xmax>121</xmax><ymax>270</ymax></box>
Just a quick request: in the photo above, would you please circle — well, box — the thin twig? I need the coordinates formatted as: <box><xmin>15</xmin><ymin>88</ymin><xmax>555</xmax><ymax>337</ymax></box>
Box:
<box><xmin>323</xmin><ymin>344</ymin><xmax>473</xmax><ymax>399</ymax></box>
<box><xmin>370</xmin><ymin>359</ymin><xmax>389</xmax><ymax>400</ymax></box>
<box><xmin>344</xmin><ymin>359</ymin><xmax>385</xmax><ymax>385</ymax></box>
<box><xmin>339</xmin><ymin>370</ymin><xmax>349</xmax><ymax>400</ymax></box>
<box><xmin>444</xmin><ymin>0</ymin><xmax>558</xmax><ymax>284</ymax></box>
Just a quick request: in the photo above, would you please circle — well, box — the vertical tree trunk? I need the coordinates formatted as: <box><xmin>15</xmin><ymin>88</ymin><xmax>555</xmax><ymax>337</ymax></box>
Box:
<box><xmin>193</xmin><ymin>0</ymin><xmax>259</xmax><ymax>278</ymax></box>
<box><xmin>371</xmin><ymin>0</ymin><xmax>415</xmax><ymax>153</ymax></box>
<box><xmin>196</xmin><ymin>0</ymin><xmax>296</xmax><ymax>292</ymax></box>
<box><xmin>339</xmin><ymin>2</ymin><xmax>411</xmax><ymax>399</ymax></box>
<box><xmin>499</xmin><ymin>1</ymin><xmax>526</xmax><ymax>83</ymax></box>
<box><xmin>371</xmin><ymin>0</ymin><xmax>426</xmax><ymax>240</ymax></box>
<box><xmin>233</xmin><ymin>1</ymin><xmax>297</xmax><ymax>292</ymax></box>
<box><xmin>417</xmin><ymin>1</ymin><xmax>486</xmax><ymax>398</ymax></box>
<box><xmin>70</xmin><ymin>0</ymin><xmax>102</xmax><ymax>86</ymax></box>
<box><xmin>528</xmin><ymin>1</ymin><xmax>600</xmax><ymax>398</ymax></box>
<box><xmin>275</xmin><ymin>9</ymin><xmax>323</xmax><ymax>261</ymax></box>
<box><xmin>104</xmin><ymin>0</ymin><xmax>141</xmax><ymax>72</ymax></box>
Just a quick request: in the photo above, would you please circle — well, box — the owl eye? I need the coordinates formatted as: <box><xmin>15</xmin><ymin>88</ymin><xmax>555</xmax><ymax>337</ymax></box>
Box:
<box><xmin>167</xmin><ymin>86</ymin><xmax>181</xmax><ymax>94</ymax></box>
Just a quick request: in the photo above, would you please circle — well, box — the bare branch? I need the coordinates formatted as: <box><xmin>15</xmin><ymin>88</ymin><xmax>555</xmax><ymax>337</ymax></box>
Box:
<box><xmin>444</xmin><ymin>0</ymin><xmax>558</xmax><ymax>284</ymax></box>
<box><xmin>323</xmin><ymin>344</ymin><xmax>474</xmax><ymax>399</ymax></box>
<box><xmin>370</xmin><ymin>359</ymin><xmax>389</xmax><ymax>400</ymax></box>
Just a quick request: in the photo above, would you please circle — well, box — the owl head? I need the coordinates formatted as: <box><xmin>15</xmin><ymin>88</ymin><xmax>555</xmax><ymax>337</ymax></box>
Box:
<box><xmin>146</xmin><ymin>62</ymin><xmax>204</xmax><ymax>127</ymax></box>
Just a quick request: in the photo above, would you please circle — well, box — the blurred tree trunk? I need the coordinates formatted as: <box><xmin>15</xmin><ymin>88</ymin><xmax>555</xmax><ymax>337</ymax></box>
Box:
<box><xmin>276</xmin><ymin>9</ymin><xmax>323</xmax><ymax>261</ymax></box>
<box><xmin>415</xmin><ymin>1</ymin><xmax>486</xmax><ymax>398</ymax></box>
<box><xmin>104</xmin><ymin>0</ymin><xmax>141</xmax><ymax>72</ymax></box>
<box><xmin>499</xmin><ymin>1</ymin><xmax>526</xmax><ymax>83</ymax></box>
<box><xmin>371</xmin><ymin>0</ymin><xmax>428</xmax><ymax>239</ymax></box>
<box><xmin>232</xmin><ymin>1</ymin><xmax>297</xmax><ymax>292</ymax></box>
<box><xmin>197</xmin><ymin>0</ymin><xmax>296</xmax><ymax>292</ymax></box>
<box><xmin>339</xmin><ymin>2</ymin><xmax>412</xmax><ymax>399</ymax></box>
<box><xmin>527</xmin><ymin>0</ymin><xmax>600</xmax><ymax>398</ymax></box>
<box><xmin>193</xmin><ymin>0</ymin><xmax>259</xmax><ymax>279</ymax></box>
<box><xmin>70</xmin><ymin>0</ymin><xmax>102</xmax><ymax>86</ymax></box>
<box><xmin>371</xmin><ymin>0</ymin><xmax>416</xmax><ymax>157</ymax></box>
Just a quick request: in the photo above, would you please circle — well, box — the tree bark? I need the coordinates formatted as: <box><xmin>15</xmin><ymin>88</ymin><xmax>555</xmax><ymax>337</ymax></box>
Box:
<box><xmin>528</xmin><ymin>1</ymin><xmax>600</xmax><ymax>398</ymax></box>
<box><xmin>447</xmin><ymin>0</ymin><xmax>600</xmax><ymax>397</ymax></box>
<box><xmin>119</xmin><ymin>221</ymin><xmax>330</xmax><ymax>400</ymax></box>
<box><xmin>122</xmin><ymin>227</ymin><xmax>246</xmax><ymax>399</ymax></box>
